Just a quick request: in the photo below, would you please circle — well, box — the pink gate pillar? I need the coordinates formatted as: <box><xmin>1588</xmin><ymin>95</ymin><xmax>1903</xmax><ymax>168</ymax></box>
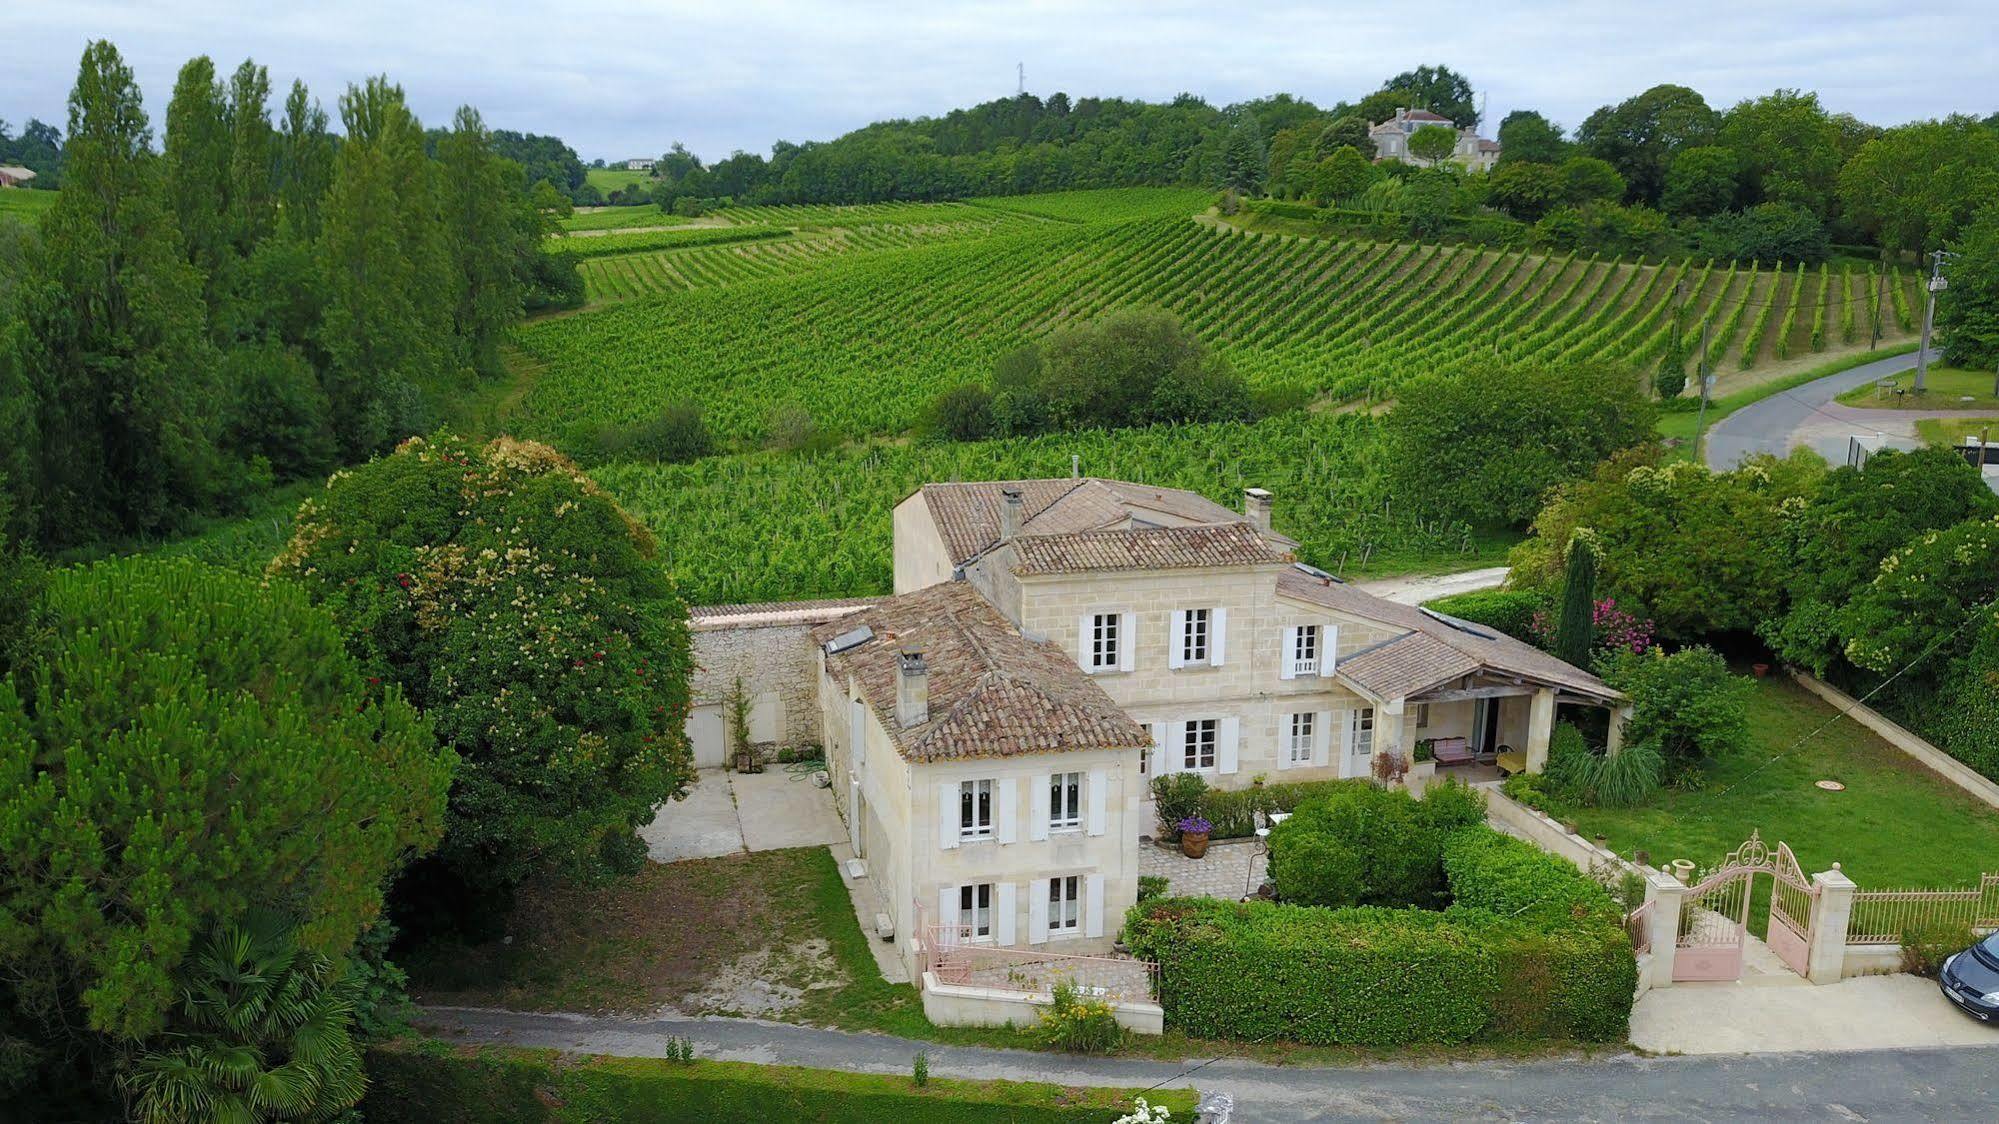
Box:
<box><xmin>1806</xmin><ymin>865</ymin><xmax>1859</xmax><ymax>984</ymax></box>
<box><xmin>1642</xmin><ymin>871</ymin><xmax>1687</xmax><ymax>989</ymax></box>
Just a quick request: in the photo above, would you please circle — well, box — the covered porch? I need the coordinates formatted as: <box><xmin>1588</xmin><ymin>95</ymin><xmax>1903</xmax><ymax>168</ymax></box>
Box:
<box><xmin>1367</xmin><ymin>671</ymin><xmax>1631</xmax><ymax>778</ymax></box>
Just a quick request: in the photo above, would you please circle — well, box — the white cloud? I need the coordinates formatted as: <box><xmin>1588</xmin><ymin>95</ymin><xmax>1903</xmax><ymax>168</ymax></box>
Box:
<box><xmin>1</xmin><ymin>0</ymin><xmax>1992</xmax><ymax>159</ymax></box>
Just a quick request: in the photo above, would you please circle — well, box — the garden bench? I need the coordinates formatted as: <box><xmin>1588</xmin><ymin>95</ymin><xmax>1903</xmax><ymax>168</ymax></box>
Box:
<box><xmin>1430</xmin><ymin>737</ymin><xmax>1473</xmax><ymax>766</ymax></box>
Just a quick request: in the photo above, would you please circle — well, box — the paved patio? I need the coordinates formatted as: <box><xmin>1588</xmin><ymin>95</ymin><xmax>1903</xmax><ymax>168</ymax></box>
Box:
<box><xmin>639</xmin><ymin>765</ymin><xmax>846</xmax><ymax>864</ymax></box>
<box><xmin>1140</xmin><ymin>837</ymin><xmax>1268</xmax><ymax>901</ymax></box>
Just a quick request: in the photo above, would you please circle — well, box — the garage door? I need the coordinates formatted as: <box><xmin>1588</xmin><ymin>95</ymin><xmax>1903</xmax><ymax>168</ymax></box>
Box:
<box><xmin>686</xmin><ymin>704</ymin><xmax>726</xmax><ymax>768</ymax></box>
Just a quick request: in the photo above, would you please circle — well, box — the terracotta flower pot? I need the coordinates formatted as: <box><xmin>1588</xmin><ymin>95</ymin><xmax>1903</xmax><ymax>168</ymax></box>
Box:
<box><xmin>1180</xmin><ymin>831</ymin><xmax>1210</xmax><ymax>859</ymax></box>
<box><xmin>1752</xmin><ymin>663</ymin><xmax>1770</xmax><ymax>678</ymax></box>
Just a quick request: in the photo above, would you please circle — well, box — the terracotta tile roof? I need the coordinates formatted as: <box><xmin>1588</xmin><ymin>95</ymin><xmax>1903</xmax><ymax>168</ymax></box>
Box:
<box><xmin>812</xmin><ymin>582</ymin><xmax>1150</xmax><ymax>763</ymax></box>
<box><xmin>689</xmin><ymin>597</ymin><xmax>879</xmax><ymax>631</ymax></box>
<box><xmin>1011</xmin><ymin>522</ymin><xmax>1290</xmax><ymax>576</ymax></box>
<box><xmin>917</xmin><ymin>477</ymin><xmax>1293</xmax><ymax>565</ymax></box>
<box><xmin>1275</xmin><ymin>569</ymin><xmax>1619</xmax><ymax>703</ymax></box>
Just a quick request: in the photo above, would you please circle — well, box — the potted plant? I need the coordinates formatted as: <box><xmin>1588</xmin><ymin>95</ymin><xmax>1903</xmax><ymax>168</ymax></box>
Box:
<box><xmin>1177</xmin><ymin>815</ymin><xmax>1212</xmax><ymax>859</ymax></box>
<box><xmin>1752</xmin><ymin>662</ymin><xmax>1771</xmax><ymax>678</ymax></box>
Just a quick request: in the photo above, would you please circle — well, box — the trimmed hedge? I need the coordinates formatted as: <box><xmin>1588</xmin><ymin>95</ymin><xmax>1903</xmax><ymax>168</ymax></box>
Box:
<box><xmin>1126</xmin><ymin>822</ymin><xmax>1637</xmax><ymax>1046</ymax></box>
<box><xmin>1423</xmin><ymin>589</ymin><xmax>1548</xmax><ymax>641</ymax></box>
<box><xmin>1246</xmin><ymin>199</ymin><xmax>1534</xmax><ymax>250</ymax></box>
<box><xmin>1153</xmin><ymin>776</ymin><xmax>1364</xmax><ymax>840</ymax></box>
<box><xmin>363</xmin><ymin>1044</ymin><xmax>1197</xmax><ymax>1122</ymax></box>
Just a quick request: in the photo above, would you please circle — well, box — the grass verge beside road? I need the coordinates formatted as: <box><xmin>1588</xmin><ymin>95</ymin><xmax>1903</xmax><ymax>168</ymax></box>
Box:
<box><xmin>1835</xmin><ymin>366</ymin><xmax>1999</xmax><ymax>410</ymax></box>
<box><xmin>362</xmin><ymin>1041</ymin><xmax>1199</xmax><ymax>1123</ymax></box>
<box><xmin>1656</xmin><ymin>341</ymin><xmax>1920</xmax><ymax>456</ymax></box>
<box><xmin>1915</xmin><ymin>417</ymin><xmax>1999</xmax><ymax>448</ymax></box>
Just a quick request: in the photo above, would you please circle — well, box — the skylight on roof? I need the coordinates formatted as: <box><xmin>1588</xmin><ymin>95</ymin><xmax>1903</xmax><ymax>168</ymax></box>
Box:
<box><xmin>1292</xmin><ymin>562</ymin><xmax>1342</xmax><ymax>583</ymax></box>
<box><xmin>1419</xmin><ymin>607</ymin><xmax>1496</xmax><ymax>639</ymax></box>
<box><xmin>823</xmin><ymin>625</ymin><xmax>874</xmax><ymax>655</ymax></box>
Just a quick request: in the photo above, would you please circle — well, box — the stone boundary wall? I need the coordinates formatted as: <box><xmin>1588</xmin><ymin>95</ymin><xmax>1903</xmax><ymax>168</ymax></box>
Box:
<box><xmin>1482</xmin><ymin>785</ymin><xmax>1643</xmax><ymax>878</ymax></box>
<box><xmin>1791</xmin><ymin>671</ymin><xmax>1999</xmax><ymax>812</ymax></box>
<box><xmin>919</xmin><ymin>971</ymin><xmax>1165</xmax><ymax>1035</ymax></box>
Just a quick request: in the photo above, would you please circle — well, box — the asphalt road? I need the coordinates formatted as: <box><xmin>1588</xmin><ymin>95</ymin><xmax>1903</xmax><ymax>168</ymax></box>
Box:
<box><xmin>1703</xmin><ymin>350</ymin><xmax>1935</xmax><ymax>472</ymax></box>
<box><xmin>418</xmin><ymin>1005</ymin><xmax>1999</xmax><ymax>1122</ymax></box>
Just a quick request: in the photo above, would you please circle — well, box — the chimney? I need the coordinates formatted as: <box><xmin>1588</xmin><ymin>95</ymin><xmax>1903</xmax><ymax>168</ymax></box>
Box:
<box><xmin>998</xmin><ymin>487</ymin><xmax>1023</xmax><ymax>543</ymax></box>
<box><xmin>1243</xmin><ymin>487</ymin><xmax>1273</xmax><ymax>533</ymax></box>
<box><xmin>896</xmin><ymin>648</ymin><xmax>929</xmax><ymax>728</ymax></box>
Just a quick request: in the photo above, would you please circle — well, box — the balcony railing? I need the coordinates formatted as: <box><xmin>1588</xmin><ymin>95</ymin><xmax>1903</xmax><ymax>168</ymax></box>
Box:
<box><xmin>920</xmin><ymin>922</ymin><xmax>1158</xmax><ymax>1004</ymax></box>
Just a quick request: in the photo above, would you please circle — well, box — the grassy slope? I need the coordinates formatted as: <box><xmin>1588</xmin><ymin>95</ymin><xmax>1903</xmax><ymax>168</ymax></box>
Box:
<box><xmin>0</xmin><ymin>188</ymin><xmax>56</xmax><ymax>219</ymax></box>
<box><xmin>584</xmin><ymin>167</ymin><xmax>651</xmax><ymax>193</ymax></box>
<box><xmin>1537</xmin><ymin>675</ymin><xmax>1999</xmax><ymax>891</ymax></box>
<box><xmin>1836</xmin><ymin>366</ymin><xmax>1999</xmax><ymax>410</ymax></box>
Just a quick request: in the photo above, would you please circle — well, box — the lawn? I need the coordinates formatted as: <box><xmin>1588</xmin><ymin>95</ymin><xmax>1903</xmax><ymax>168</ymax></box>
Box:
<box><xmin>1835</xmin><ymin>366</ymin><xmax>1999</xmax><ymax>410</ymax></box>
<box><xmin>585</xmin><ymin>167</ymin><xmax>652</xmax><ymax>193</ymax></box>
<box><xmin>1915</xmin><ymin>416</ymin><xmax>1999</xmax><ymax>448</ymax></box>
<box><xmin>0</xmin><ymin>187</ymin><xmax>57</xmax><ymax>220</ymax></box>
<box><xmin>1535</xmin><ymin>674</ymin><xmax>1999</xmax><ymax>892</ymax></box>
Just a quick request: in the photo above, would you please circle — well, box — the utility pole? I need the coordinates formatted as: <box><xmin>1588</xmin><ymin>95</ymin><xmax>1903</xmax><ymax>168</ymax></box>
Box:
<box><xmin>1691</xmin><ymin>320</ymin><xmax>1716</xmax><ymax>459</ymax></box>
<box><xmin>1914</xmin><ymin>249</ymin><xmax>1950</xmax><ymax>394</ymax></box>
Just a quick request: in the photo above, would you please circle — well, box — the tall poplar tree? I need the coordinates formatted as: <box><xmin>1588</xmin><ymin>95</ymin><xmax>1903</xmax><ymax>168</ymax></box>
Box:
<box><xmin>163</xmin><ymin>56</ymin><xmax>233</xmax><ymax>322</ymax></box>
<box><xmin>276</xmin><ymin>79</ymin><xmax>333</xmax><ymax>241</ymax></box>
<box><xmin>437</xmin><ymin>106</ymin><xmax>527</xmax><ymax>378</ymax></box>
<box><xmin>317</xmin><ymin>77</ymin><xmax>447</xmax><ymax>457</ymax></box>
<box><xmin>225</xmin><ymin>60</ymin><xmax>276</xmax><ymax>258</ymax></box>
<box><xmin>8</xmin><ymin>41</ymin><xmax>223</xmax><ymax>546</ymax></box>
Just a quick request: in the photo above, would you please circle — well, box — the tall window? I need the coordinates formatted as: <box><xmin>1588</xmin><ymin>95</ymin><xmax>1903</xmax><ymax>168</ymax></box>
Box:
<box><xmin>1291</xmin><ymin>625</ymin><xmax>1320</xmax><ymax>677</ymax></box>
<box><xmin>1288</xmin><ymin>712</ymin><xmax>1315</xmax><ymax>766</ymax></box>
<box><xmin>958</xmin><ymin>883</ymin><xmax>993</xmax><ymax>939</ymax></box>
<box><xmin>1050</xmin><ymin>772</ymin><xmax>1082</xmax><ymax>832</ymax></box>
<box><xmin>1351</xmin><ymin>708</ymin><xmax>1375</xmax><ymax>757</ymax></box>
<box><xmin>1183</xmin><ymin>718</ymin><xmax>1218</xmax><ymax>771</ymax></box>
<box><xmin>1048</xmin><ymin>876</ymin><xmax>1081</xmax><ymax>936</ymax></box>
<box><xmin>959</xmin><ymin>779</ymin><xmax>993</xmax><ymax>841</ymax></box>
<box><xmin>1179</xmin><ymin>608</ymin><xmax>1210</xmax><ymax>665</ymax></box>
<box><xmin>1088</xmin><ymin>613</ymin><xmax>1121</xmax><ymax>671</ymax></box>
<box><xmin>1415</xmin><ymin>703</ymin><xmax>1430</xmax><ymax>729</ymax></box>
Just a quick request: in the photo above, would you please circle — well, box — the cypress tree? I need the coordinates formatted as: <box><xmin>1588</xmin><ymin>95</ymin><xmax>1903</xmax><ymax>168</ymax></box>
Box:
<box><xmin>1554</xmin><ymin>531</ymin><xmax>1598</xmax><ymax>670</ymax></box>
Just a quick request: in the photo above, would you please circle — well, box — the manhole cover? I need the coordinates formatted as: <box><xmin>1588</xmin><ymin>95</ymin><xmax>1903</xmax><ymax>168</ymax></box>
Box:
<box><xmin>1815</xmin><ymin>780</ymin><xmax>1846</xmax><ymax>791</ymax></box>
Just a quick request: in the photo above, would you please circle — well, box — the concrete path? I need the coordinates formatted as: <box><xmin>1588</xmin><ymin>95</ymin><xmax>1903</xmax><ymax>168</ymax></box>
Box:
<box><xmin>1354</xmin><ymin>566</ymin><xmax>1508</xmax><ymax>606</ymax></box>
<box><xmin>1634</xmin><ymin>972</ymin><xmax>1996</xmax><ymax>1056</ymax></box>
<box><xmin>417</xmin><ymin>1005</ymin><xmax>1999</xmax><ymax>1122</ymax></box>
<box><xmin>638</xmin><ymin>766</ymin><xmax>845</xmax><ymax>864</ymax></box>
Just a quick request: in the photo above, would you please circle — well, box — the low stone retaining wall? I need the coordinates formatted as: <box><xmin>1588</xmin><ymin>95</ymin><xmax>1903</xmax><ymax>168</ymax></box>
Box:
<box><xmin>1841</xmin><ymin>944</ymin><xmax>1905</xmax><ymax>979</ymax></box>
<box><xmin>1482</xmin><ymin>786</ymin><xmax>1641</xmax><ymax>878</ymax></box>
<box><xmin>1791</xmin><ymin>671</ymin><xmax>1999</xmax><ymax>811</ymax></box>
<box><xmin>919</xmin><ymin>971</ymin><xmax>1165</xmax><ymax>1035</ymax></box>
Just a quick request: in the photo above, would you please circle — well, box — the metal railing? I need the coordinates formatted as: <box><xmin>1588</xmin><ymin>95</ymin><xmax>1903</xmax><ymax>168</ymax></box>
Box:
<box><xmin>1625</xmin><ymin>901</ymin><xmax>1653</xmax><ymax>955</ymax></box>
<box><xmin>921</xmin><ymin>922</ymin><xmax>1159</xmax><ymax>1004</ymax></box>
<box><xmin>1848</xmin><ymin>874</ymin><xmax>1999</xmax><ymax>945</ymax></box>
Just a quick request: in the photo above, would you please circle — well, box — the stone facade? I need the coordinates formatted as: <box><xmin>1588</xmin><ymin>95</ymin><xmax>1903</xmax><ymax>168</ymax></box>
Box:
<box><xmin>688</xmin><ymin>604</ymin><xmax>868</xmax><ymax>765</ymax></box>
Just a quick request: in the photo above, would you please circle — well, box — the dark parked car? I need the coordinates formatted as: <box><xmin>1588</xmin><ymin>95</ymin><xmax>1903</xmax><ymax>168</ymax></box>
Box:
<box><xmin>1939</xmin><ymin>932</ymin><xmax>1999</xmax><ymax>1022</ymax></box>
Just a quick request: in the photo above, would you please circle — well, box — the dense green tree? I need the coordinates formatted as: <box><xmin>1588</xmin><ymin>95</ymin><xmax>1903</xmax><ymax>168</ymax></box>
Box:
<box><xmin>1311</xmin><ymin>145</ymin><xmax>1377</xmax><ymax>204</ymax></box>
<box><xmin>163</xmin><ymin>56</ymin><xmax>234</xmax><ymax>321</ymax></box>
<box><xmin>1407</xmin><ymin>124</ymin><xmax>1457</xmax><ymax>164</ymax></box>
<box><xmin>1380</xmin><ymin>358</ymin><xmax>1658</xmax><ymax>527</ymax></box>
<box><xmin>224</xmin><ymin>60</ymin><xmax>277</xmax><ymax>259</ymax></box>
<box><xmin>271</xmin><ymin>434</ymin><xmax>696</xmax><ymax>906</ymax></box>
<box><xmin>1762</xmin><ymin>447</ymin><xmax>1997</xmax><ymax>673</ymax></box>
<box><xmin>317</xmin><ymin>77</ymin><xmax>448</xmax><ymax>457</ymax></box>
<box><xmin>436</xmin><ymin>106</ymin><xmax>528</xmax><ymax>379</ymax></box>
<box><xmin>1558</xmin><ymin>156</ymin><xmax>1626</xmax><ymax>205</ymax></box>
<box><xmin>1605</xmin><ymin>646</ymin><xmax>1751</xmax><ymax>771</ymax></box>
<box><xmin>1378</xmin><ymin>65</ymin><xmax>1477</xmax><ymax>126</ymax></box>
<box><xmin>7</xmin><ymin>41</ymin><xmax>228</xmax><ymax>547</ymax></box>
<box><xmin>1510</xmin><ymin>449</ymin><xmax>1822</xmax><ymax>640</ymax></box>
<box><xmin>124</xmin><ymin>912</ymin><xmax>367</xmax><ymax>1124</ymax></box>
<box><xmin>1496</xmin><ymin>110</ymin><xmax>1568</xmax><ymax>165</ymax></box>
<box><xmin>1219</xmin><ymin>118</ymin><xmax>1267</xmax><ymax>191</ymax></box>
<box><xmin>1534</xmin><ymin>200</ymin><xmax>1674</xmax><ymax>258</ymax></box>
<box><xmin>276</xmin><ymin>80</ymin><xmax>334</xmax><ymax>241</ymax></box>
<box><xmin>1841</xmin><ymin>514</ymin><xmax>1999</xmax><ymax>677</ymax></box>
<box><xmin>1937</xmin><ymin>202</ymin><xmax>1999</xmax><ymax>369</ymax></box>
<box><xmin>1317</xmin><ymin>114</ymin><xmax>1372</xmax><ymax>155</ymax></box>
<box><xmin>1011</xmin><ymin>309</ymin><xmax>1252</xmax><ymax>431</ymax></box>
<box><xmin>1718</xmin><ymin>89</ymin><xmax>1842</xmax><ymax>215</ymax></box>
<box><xmin>1689</xmin><ymin>201</ymin><xmax>1829</xmax><ymax>264</ymax></box>
<box><xmin>0</xmin><ymin>557</ymin><xmax>447</xmax><ymax>1108</ymax></box>
<box><xmin>1487</xmin><ymin>160</ymin><xmax>1566</xmax><ymax>221</ymax></box>
<box><xmin>1575</xmin><ymin>84</ymin><xmax>1718</xmax><ymax>205</ymax></box>
<box><xmin>1837</xmin><ymin>119</ymin><xmax>1999</xmax><ymax>256</ymax></box>
<box><xmin>1661</xmin><ymin>145</ymin><xmax>1740</xmax><ymax>216</ymax></box>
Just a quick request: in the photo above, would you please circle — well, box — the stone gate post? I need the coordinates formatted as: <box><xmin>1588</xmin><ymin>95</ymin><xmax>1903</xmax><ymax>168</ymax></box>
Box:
<box><xmin>1644</xmin><ymin>870</ymin><xmax>1686</xmax><ymax>988</ymax></box>
<box><xmin>1806</xmin><ymin>865</ymin><xmax>1858</xmax><ymax>984</ymax></box>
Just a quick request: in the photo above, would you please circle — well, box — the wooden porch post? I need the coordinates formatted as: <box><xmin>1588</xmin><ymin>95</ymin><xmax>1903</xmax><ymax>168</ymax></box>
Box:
<box><xmin>1606</xmin><ymin>704</ymin><xmax>1635</xmax><ymax>757</ymax></box>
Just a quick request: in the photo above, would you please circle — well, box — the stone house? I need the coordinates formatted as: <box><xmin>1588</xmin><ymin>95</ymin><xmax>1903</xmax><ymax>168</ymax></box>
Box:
<box><xmin>1367</xmin><ymin>108</ymin><xmax>1502</xmax><ymax>171</ymax></box>
<box><xmin>691</xmin><ymin>475</ymin><xmax>1619</xmax><ymax>978</ymax></box>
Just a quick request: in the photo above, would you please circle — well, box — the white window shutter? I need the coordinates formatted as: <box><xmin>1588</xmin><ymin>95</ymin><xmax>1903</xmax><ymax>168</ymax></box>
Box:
<box><xmin>1218</xmin><ymin>715</ymin><xmax>1240</xmax><ymax>774</ymax></box>
<box><xmin>996</xmin><ymin>881</ymin><xmax>1017</xmax><ymax>945</ymax></box>
<box><xmin>1320</xmin><ymin>625</ymin><xmax>1338</xmax><ymax>677</ymax></box>
<box><xmin>1147</xmin><ymin>722</ymin><xmax>1166</xmax><ymax>778</ymax></box>
<box><xmin>1276</xmin><ymin>717</ymin><xmax>1293</xmax><ymax>770</ymax></box>
<box><xmin>1338</xmin><ymin>709</ymin><xmax>1355</xmax><ymax>776</ymax></box>
<box><xmin>1210</xmin><ymin>608</ymin><xmax>1228</xmax><ymax>667</ymax></box>
<box><xmin>997</xmin><ymin>778</ymin><xmax>1018</xmax><ymax>844</ymax></box>
<box><xmin>1168</xmin><ymin>610</ymin><xmax>1187</xmax><ymax>669</ymax></box>
<box><xmin>1086</xmin><ymin>769</ymin><xmax>1108</xmax><ymax>836</ymax></box>
<box><xmin>1280</xmin><ymin>626</ymin><xmax>1298</xmax><ymax>680</ymax></box>
<box><xmin>1168</xmin><ymin>720</ymin><xmax>1187</xmax><ymax>773</ymax></box>
<box><xmin>938</xmin><ymin>783</ymin><xmax>959</xmax><ymax>850</ymax></box>
<box><xmin>939</xmin><ymin>885</ymin><xmax>959</xmax><ymax>938</ymax></box>
<box><xmin>1029</xmin><ymin>774</ymin><xmax>1050</xmax><ymax>842</ymax></box>
<box><xmin>1313</xmin><ymin>710</ymin><xmax>1332</xmax><ymax>767</ymax></box>
<box><xmin>1118</xmin><ymin>613</ymin><xmax>1136</xmax><ymax>672</ymax></box>
<box><xmin>1085</xmin><ymin>874</ymin><xmax>1106</xmax><ymax>938</ymax></box>
<box><xmin>1076</xmin><ymin>614</ymin><xmax>1093</xmax><ymax>669</ymax></box>
<box><xmin>1028</xmin><ymin>880</ymin><xmax>1049</xmax><ymax>945</ymax></box>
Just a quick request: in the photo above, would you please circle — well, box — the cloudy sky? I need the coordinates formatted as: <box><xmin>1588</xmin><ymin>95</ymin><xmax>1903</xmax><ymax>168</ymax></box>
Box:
<box><xmin>3</xmin><ymin>1</ymin><xmax>1994</xmax><ymax>160</ymax></box>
